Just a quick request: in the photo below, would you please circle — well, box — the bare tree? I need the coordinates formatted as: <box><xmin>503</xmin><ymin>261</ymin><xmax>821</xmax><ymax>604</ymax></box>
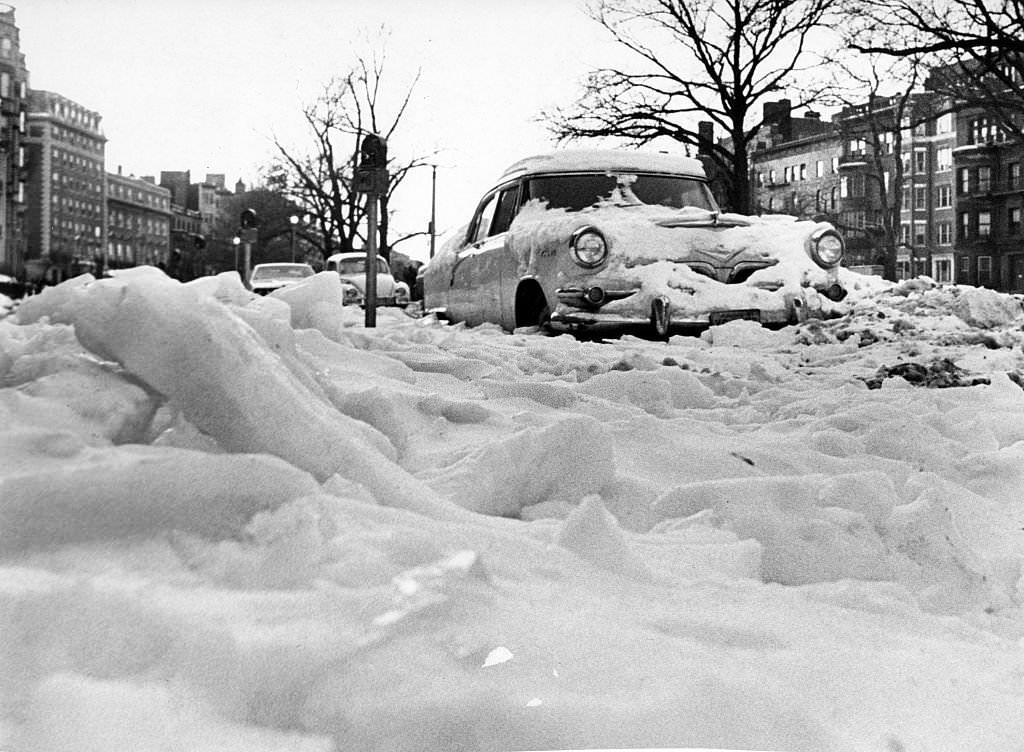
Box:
<box><xmin>822</xmin><ymin>49</ymin><xmax>942</xmax><ymax>280</ymax></box>
<box><xmin>847</xmin><ymin>0</ymin><xmax>1024</xmax><ymax>138</ymax></box>
<box><xmin>545</xmin><ymin>0</ymin><xmax>838</xmax><ymax>213</ymax></box>
<box><xmin>269</xmin><ymin>32</ymin><xmax>434</xmax><ymax>261</ymax></box>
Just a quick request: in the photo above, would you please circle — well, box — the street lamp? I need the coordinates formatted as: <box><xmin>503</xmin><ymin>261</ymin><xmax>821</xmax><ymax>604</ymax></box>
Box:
<box><xmin>289</xmin><ymin>214</ymin><xmax>299</xmax><ymax>262</ymax></box>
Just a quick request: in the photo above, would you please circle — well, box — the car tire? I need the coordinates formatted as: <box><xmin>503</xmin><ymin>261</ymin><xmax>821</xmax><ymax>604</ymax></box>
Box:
<box><xmin>515</xmin><ymin>281</ymin><xmax>552</xmax><ymax>333</ymax></box>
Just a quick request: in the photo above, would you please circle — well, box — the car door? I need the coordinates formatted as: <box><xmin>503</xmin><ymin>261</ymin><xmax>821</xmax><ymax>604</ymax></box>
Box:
<box><xmin>447</xmin><ymin>192</ymin><xmax>498</xmax><ymax>325</ymax></box>
<box><xmin>473</xmin><ymin>184</ymin><xmax>521</xmax><ymax>327</ymax></box>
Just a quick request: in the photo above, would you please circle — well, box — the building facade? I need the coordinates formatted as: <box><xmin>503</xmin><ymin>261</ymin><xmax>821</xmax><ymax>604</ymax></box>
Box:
<box><xmin>105</xmin><ymin>168</ymin><xmax>172</xmax><ymax>272</ymax></box>
<box><xmin>23</xmin><ymin>89</ymin><xmax>106</xmax><ymax>283</ymax></box>
<box><xmin>0</xmin><ymin>3</ymin><xmax>29</xmax><ymax>279</ymax></box>
<box><xmin>952</xmin><ymin>107</ymin><xmax>1024</xmax><ymax>291</ymax></box>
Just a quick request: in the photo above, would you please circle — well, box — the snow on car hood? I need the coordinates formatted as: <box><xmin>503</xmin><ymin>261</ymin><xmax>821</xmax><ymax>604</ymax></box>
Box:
<box><xmin>501</xmin><ymin>203</ymin><xmax>872</xmax><ymax>314</ymax></box>
<box><xmin>338</xmin><ymin>272</ymin><xmax>395</xmax><ymax>296</ymax></box>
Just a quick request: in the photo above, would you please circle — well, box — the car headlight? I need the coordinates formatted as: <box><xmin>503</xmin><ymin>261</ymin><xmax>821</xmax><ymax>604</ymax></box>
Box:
<box><xmin>570</xmin><ymin>226</ymin><xmax>609</xmax><ymax>268</ymax></box>
<box><xmin>811</xmin><ymin>228</ymin><xmax>844</xmax><ymax>268</ymax></box>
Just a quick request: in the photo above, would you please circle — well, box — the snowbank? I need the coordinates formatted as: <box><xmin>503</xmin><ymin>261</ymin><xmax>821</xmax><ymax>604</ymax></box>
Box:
<box><xmin>3</xmin><ymin>267</ymin><xmax>1024</xmax><ymax>751</ymax></box>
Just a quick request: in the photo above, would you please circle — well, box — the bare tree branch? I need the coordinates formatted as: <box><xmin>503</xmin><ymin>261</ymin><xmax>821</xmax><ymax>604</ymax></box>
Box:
<box><xmin>544</xmin><ymin>0</ymin><xmax>839</xmax><ymax>212</ymax></box>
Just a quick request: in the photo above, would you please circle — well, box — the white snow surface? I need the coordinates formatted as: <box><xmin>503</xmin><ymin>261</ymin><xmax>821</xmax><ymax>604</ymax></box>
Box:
<box><xmin>3</xmin><ymin>267</ymin><xmax>1024</xmax><ymax>751</ymax></box>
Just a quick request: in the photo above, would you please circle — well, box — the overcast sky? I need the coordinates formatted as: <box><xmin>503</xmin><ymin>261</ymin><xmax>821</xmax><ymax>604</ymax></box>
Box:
<box><xmin>16</xmin><ymin>0</ymin><xmax>635</xmax><ymax>260</ymax></box>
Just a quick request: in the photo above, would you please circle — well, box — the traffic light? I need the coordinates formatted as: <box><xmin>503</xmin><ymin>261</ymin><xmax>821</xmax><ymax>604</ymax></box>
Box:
<box><xmin>360</xmin><ymin>134</ymin><xmax>387</xmax><ymax>168</ymax></box>
<box><xmin>240</xmin><ymin>208</ymin><xmax>260</xmax><ymax>229</ymax></box>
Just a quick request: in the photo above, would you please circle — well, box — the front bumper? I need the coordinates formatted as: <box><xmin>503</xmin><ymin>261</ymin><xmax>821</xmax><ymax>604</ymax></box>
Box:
<box><xmin>552</xmin><ymin>283</ymin><xmax>834</xmax><ymax>334</ymax></box>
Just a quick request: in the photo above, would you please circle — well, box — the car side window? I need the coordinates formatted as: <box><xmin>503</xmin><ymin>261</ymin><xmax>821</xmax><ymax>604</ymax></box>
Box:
<box><xmin>471</xmin><ymin>193</ymin><xmax>498</xmax><ymax>245</ymax></box>
<box><xmin>489</xmin><ymin>185</ymin><xmax>520</xmax><ymax>236</ymax></box>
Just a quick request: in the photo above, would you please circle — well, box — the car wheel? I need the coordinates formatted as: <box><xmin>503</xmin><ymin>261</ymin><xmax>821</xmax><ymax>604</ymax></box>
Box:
<box><xmin>515</xmin><ymin>281</ymin><xmax>551</xmax><ymax>332</ymax></box>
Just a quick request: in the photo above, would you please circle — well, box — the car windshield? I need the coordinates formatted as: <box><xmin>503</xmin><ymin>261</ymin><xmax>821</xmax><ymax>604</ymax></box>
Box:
<box><xmin>252</xmin><ymin>265</ymin><xmax>313</xmax><ymax>279</ymax></box>
<box><xmin>335</xmin><ymin>258</ymin><xmax>390</xmax><ymax>275</ymax></box>
<box><xmin>524</xmin><ymin>172</ymin><xmax>717</xmax><ymax>212</ymax></box>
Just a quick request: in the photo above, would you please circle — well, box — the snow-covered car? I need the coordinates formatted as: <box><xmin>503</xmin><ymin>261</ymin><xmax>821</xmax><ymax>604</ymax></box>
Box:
<box><xmin>326</xmin><ymin>252</ymin><xmax>408</xmax><ymax>307</ymax></box>
<box><xmin>248</xmin><ymin>263</ymin><xmax>315</xmax><ymax>295</ymax></box>
<box><xmin>422</xmin><ymin>149</ymin><xmax>848</xmax><ymax>336</ymax></box>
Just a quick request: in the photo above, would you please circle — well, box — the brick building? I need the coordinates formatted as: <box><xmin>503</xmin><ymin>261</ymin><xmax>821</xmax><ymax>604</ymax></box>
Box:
<box><xmin>0</xmin><ymin>3</ymin><xmax>29</xmax><ymax>279</ymax></box>
<box><xmin>105</xmin><ymin>167</ymin><xmax>172</xmax><ymax>272</ymax></box>
<box><xmin>23</xmin><ymin>89</ymin><xmax>106</xmax><ymax>283</ymax></box>
<box><xmin>952</xmin><ymin>107</ymin><xmax>1024</xmax><ymax>291</ymax></box>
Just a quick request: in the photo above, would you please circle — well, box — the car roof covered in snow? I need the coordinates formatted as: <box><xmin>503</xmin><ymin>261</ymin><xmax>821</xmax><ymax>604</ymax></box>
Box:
<box><xmin>498</xmin><ymin>149</ymin><xmax>708</xmax><ymax>182</ymax></box>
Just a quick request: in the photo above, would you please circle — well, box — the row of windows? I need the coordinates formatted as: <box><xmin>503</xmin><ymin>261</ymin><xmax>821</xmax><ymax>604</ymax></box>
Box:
<box><xmin>109</xmin><ymin>182</ymin><xmax>171</xmax><ymax>210</ymax></box>
<box><xmin>49</xmin><ymin>125</ymin><xmax>104</xmax><ymax>153</ymax></box>
<box><xmin>51</xmin><ymin>147</ymin><xmax>104</xmax><ymax>173</ymax></box>
<box><xmin>48</xmin><ymin>100</ymin><xmax>101</xmax><ymax>133</ymax></box>
<box><xmin>759</xmin><ymin>158</ymin><xmax>839</xmax><ymax>186</ymax></box>
<box><xmin>106</xmin><ymin>242</ymin><xmax>162</xmax><ymax>266</ymax></box>
<box><xmin>109</xmin><ymin>214</ymin><xmax>170</xmax><ymax>235</ymax></box>
<box><xmin>897</xmin><ymin>207</ymin><xmax>1023</xmax><ymax>245</ymax></box>
<box><xmin>956</xmin><ymin>163</ymin><xmax>1023</xmax><ymax>194</ymax></box>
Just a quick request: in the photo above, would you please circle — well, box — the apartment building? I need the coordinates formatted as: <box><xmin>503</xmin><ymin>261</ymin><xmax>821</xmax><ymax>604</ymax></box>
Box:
<box><xmin>105</xmin><ymin>168</ymin><xmax>172</xmax><ymax>272</ymax></box>
<box><xmin>952</xmin><ymin>108</ymin><xmax>1024</xmax><ymax>291</ymax></box>
<box><xmin>23</xmin><ymin>89</ymin><xmax>106</xmax><ymax>284</ymax></box>
<box><xmin>0</xmin><ymin>3</ymin><xmax>29</xmax><ymax>279</ymax></box>
<box><xmin>750</xmin><ymin>89</ymin><xmax>1024</xmax><ymax>289</ymax></box>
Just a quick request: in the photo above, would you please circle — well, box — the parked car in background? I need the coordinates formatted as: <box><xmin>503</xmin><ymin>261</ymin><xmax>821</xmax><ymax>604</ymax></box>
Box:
<box><xmin>421</xmin><ymin>149</ymin><xmax>848</xmax><ymax>337</ymax></box>
<box><xmin>248</xmin><ymin>263</ymin><xmax>315</xmax><ymax>295</ymax></box>
<box><xmin>326</xmin><ymin>252</ymin><xmax>409</xmax><ymax>307</ymax></box>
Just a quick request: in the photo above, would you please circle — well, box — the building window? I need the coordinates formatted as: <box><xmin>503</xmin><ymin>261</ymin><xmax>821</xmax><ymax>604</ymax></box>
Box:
<box><xmin>958</xmin><ymin>255</ymin><xmax>971</xmax><ymax>283</ymax></box>
<box><xmin>978</xmin><ymin>255</ymin><xmax>992</xmax><ymax>286</ymax></box>
<box><xmin>958</xmin><ymin>167</ymin><xmax>971</xmax><ymax>195</ymax></box>
<box><xmin>914</xmin><ymin>221</ymin><xmax>926</xmax><ymax>246</ymax></box>
<box><xmin>978</xmin><ymin>166</ymin><xmax>992</xmax><ymax>192</ymax></box>
<box><xmin>1010</xmin><ymin>207</ymin><xmax>1021</xmax><ymax>235</ymax></box>
<box><xmin>816</xmin><ymin>160</ymin><xmax>824</xmax><ymax>178</ymax></box>
<box><xmin>936</xmin><ymin>184</ymin><xmax>952</xmax><ymax>208</ymax></box>
<box><xmin>937</xmin><ymin>113</ymin><xmax>954</xmax><ymax>134</ymax></box>
<box><xmin>978</xmin><ymin>210</ymin><xmax>991</xmax><ymax>237</ymax></box>
<box><xmin>914</xmin><ymin>185</ymin><xmax>927</xmax><ymax>211</ymax></box>
<box><xmin>901</xmin><ymin>224</ymin><xmax>911</xmax><ymax>244</ymax></box>
<box><xmin>936</xmin><ymin>147</ymin><xmax>952</xmax><ymax>172</ymax></box>
<box><xmin>830</xmin><ymin>187</ymin><xmax>837</xmax><ymax>210</ymax></box>
<box><xmin>913</xmin><ymin>149</ymin><xmax>927</xmax><ymax>173</ymax></box>
<box><xmin>969</xmin><ymin>116</ymin><xmax>992</xmax><ymax>144</ymax></box>
<box><xmin>840</xmin><ymin>175</ymin><xmax>848</xmax><ymax>198</ymax></box>
<box><xmin>831</xmin><ymin>156</ymin><xmax>839</xmax><ymax>173</ymax></box>
<box><xmin>959</xmin><ymin>212</ymin><xmax>970</xmax><ymax>240</ymax></box>
<box><xmin>1008</xmin><ymin>162</ymin><xmax>1021</xmax><ymax>189</ymax></box>
<box><xmin>799</xmin><ymin>163</ymin><xmax>807</xmax><ymax>181</ymax></box>
<box><xmin>937</xmin><ymin>222</ymin><xmax>952</xmax><ymax>245</ymax></box>
<box><xmin>934</xmin><ymin>258</ymin><xmax>952</xmax><ymax>283</ymax></box>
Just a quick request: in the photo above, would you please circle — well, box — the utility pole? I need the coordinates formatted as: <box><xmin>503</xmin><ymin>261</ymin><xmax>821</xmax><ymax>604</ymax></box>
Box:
<box><xmin>429</xmin><ymin>163</ymin><xmax>437</xmax><ymax>259</ymax></box>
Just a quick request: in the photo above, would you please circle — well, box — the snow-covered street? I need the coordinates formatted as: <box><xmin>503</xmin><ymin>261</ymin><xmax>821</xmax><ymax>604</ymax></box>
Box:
<box><xmin>3</xmin><ymin>267</ymin><xmax>1024</xmax><ymax>752</ymax></box>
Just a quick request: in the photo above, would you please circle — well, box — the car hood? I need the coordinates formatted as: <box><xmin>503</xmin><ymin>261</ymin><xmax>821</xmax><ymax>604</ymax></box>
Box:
<box><xmin>251</xmin><ymin>277</ymin><xmax>303</xmax><ymax>288</ymax></box>
<box><xmin>338</xmin><ymin>272</ymin><xmax>395</xmax><ymax>295</ymax></box>
<box><xmin>512</xmin><ymin>203</ymin><xmax>824</xmax><ymax>268</ymax></box>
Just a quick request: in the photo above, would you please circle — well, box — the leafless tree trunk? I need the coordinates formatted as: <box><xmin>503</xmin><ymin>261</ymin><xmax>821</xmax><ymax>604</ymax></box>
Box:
<box><xmin>268</xmin><ymin>32</ymin><xmax>434</xmax><ymax>261</ymax></box>
<box><xmin>545</xmin><ymin>0</ymin><xmax>837</xmax><ymax>213</ymax></box>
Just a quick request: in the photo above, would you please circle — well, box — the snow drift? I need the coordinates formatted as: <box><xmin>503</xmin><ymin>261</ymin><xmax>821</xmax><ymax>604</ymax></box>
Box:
<box><xmin>2</xmin><ymin>267</ymin><xmax>1024</xmax><ymax>752</ymax></box>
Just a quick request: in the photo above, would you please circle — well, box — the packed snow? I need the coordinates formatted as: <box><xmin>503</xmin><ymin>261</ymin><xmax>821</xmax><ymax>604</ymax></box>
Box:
<box><xmin>3</xmin><ymin>266</ymin><xmax>1024</xmax><ymax>752</ymax></box>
